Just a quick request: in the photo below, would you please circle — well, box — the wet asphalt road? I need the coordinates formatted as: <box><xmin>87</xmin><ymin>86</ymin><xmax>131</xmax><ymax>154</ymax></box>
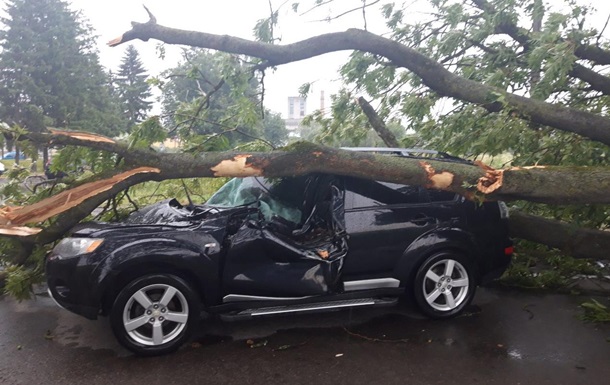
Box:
<box><xmin>0</xmin><ymin>288</ymin><xmax>609</xmax><ymax>385</ymax></box>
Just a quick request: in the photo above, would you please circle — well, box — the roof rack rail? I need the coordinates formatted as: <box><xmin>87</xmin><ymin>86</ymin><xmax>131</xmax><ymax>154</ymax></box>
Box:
<box><xmin>341</xmin><ymin>147</ymin><xmax>468</xmax><ymax>162</ymax></box>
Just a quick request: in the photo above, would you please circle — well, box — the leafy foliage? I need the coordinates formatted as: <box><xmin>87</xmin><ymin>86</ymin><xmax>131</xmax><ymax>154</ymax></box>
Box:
<box><xmin>0</xmin><ymin>0</ymin><xmax>127</xmax><ymax>137</ymax></box>
<box><xmin>159</xmin><ymin>49</ymin><xmax>287</xmax><ymax>147</ymax></box>
<box><xmin>580</xmin><ymin>299</ymin><xmax>610</xmax><ymax>323</ymax></box>
<box><xmin>498</xmin><ymin>240</ymin><xmax>603</xmax><ymax>291</ymax></box>
<box><xmin>1</xmin><ymin>243</ymin><xmax>48</xmax><ymax>300</ymax></box>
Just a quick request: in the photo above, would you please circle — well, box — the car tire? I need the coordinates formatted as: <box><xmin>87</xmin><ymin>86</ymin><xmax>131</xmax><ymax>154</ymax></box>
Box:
<box><xmin>110</xmin><ymin>274</ymin><xmax>200</xmax><ymax>356</ymax></box>
<box><xmin>413</xmin><ymin>252</ymin><xmax>477</xmax><ymax>319</ymax></box>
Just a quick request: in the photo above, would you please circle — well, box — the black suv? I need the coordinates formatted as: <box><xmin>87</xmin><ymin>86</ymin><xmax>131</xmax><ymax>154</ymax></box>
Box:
<box><xmin>46</xmin><ymin>148</ymin><xmax>513</xmax><ymax>356</ymax></box>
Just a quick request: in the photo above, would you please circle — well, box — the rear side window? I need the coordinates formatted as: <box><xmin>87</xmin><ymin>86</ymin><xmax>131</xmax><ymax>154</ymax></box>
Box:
<box><xmin>344</xmin><ymin>177</ymin><xmax>424</xmax><ymax>209</ymax></box>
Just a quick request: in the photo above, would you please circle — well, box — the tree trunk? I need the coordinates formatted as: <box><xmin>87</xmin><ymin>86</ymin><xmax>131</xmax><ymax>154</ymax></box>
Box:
<box><xmin>509</xmin><ymin>211</ymin><xmax>610</xmax><ymax>260</ymax></box>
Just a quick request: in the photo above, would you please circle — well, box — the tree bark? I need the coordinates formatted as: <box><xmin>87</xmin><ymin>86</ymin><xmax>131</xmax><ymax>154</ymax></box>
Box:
<box><xmin>509</xmin><ymin>210</ymin><xmax>610</xmax><ymax>260</ymax></box>
<box><xmin>16</xmin><ymin>130</ymin><xmax>610</xmax><ymax>205</ymax></box>
<box><xmin>357</xmin><ymin>97</ymin><xmax>401</xmax><ymax>148</ymax></box>
<box><xmin>109</xmin><ymin>15</ymin><xmax>610</xmax><ymax>146</ymax></box>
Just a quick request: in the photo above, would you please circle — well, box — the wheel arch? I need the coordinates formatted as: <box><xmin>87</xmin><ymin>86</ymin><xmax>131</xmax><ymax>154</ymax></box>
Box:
<box><xmin>100</xmin><ymin>262</ymin><xmax>206</xmax><ymax>316</ymax></box>
<box><xmin>393</xmin><ymin>228</ymin><xmax>481</xmax><ymax>286</ymax></box>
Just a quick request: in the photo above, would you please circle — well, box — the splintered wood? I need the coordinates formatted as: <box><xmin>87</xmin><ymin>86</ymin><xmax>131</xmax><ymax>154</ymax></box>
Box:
<box><xmin>0</xmin><ymin>167</ymin><xmax>160</xmax><ymax>236</ymax></box>
<box><xmin>474</xmin><ymin>161</ymin><xmax>504</xmax><ymax>194</ymax></box>
<box><xmin>0</xmin><ymin>225</ymin><xmax>42</xmax><ymax>236</ymax></box>
<box><xmin>49</xmin><ymin>129</ymin><xmax>116</xmax><ymax>144</ymax></box>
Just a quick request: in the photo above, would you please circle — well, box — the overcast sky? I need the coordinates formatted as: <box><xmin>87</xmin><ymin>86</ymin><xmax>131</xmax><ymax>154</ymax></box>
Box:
<box><xmin>2</xmin><ymin>0</ymin><xmax>610</xmax><ymax>117</ymax></box>
<box><xmin>69</xmin><ymin>0</ymin><xmax>377</xmax><ymax>117</ymax></box>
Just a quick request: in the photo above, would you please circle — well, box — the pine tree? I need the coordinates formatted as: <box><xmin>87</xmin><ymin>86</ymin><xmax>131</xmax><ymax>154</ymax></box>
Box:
<box><xmin>116</xmin><ymin>45</ymin><xmax>152</xmax><ymax>129</ymax></box>
<box><xmin>0</xmin><ymin>0</ymin><xmax>127</xmax><ymax>141</ymax></box>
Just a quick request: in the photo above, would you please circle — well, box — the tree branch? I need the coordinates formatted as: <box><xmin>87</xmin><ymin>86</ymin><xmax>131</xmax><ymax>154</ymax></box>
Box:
<box><xmin>109</xmin><ymin>18</ymin><xmax>610</xmax><ymax>146</ymax></box>
<box><xmin>356</xmin><ymin>97</ymin><xmax>400</xmax><ymax>147</ymax></box>
<box><xmin>472</xmin><ymin>0</ymin><xmax>610</xmax><ymax>96</ymax></box>
<box><xmin>509</xmin><ymin>210</ymin><xmax>610</xmax><ymax>260</ymax></box>
<box><xmin>10</xmin><ymin>130</ymin><xmax>610</xmax><ymax>207</ymax></box>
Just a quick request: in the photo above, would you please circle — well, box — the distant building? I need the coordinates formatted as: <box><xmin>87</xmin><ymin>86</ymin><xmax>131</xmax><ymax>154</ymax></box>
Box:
<box><xmin>287</xmin><ymin>96</ymin><xmax>307</xmax><ymax>119</ymax></box>
<box><xmin>283</xmin><ymin>92</ymin><xmax>328</xmax><ymax>139</ymax></box>
<box><xmin>285</xmin><ymin>96</ymin><xmax>307</xmax><ymax>138</ymax></box>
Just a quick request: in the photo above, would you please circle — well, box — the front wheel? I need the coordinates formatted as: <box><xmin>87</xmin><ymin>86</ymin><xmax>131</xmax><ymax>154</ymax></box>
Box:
<box><xmin>413</xmin><ymin>252</ymin><xmax>477</xmax><ymax>319</ymax></box>
<box><xmin>110</xmin><ymin>274</ymin><xmax>200</xmax><ymax>356</ymax></box>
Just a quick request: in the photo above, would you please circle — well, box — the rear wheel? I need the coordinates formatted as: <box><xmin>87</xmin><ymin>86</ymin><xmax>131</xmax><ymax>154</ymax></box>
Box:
<box><xmin>413</xmin><ymin>252</ymin><xmax>476</xmax><ymax>319</ymax></box>
<box><xmin>110</xmin><ymin>274</ymin><xmax>200</xmax><ymax>356</ymax></box>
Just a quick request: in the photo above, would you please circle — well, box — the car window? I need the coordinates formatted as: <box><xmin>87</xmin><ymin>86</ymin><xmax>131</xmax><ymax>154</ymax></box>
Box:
<box><xmin>206</xmin><ymin>176</ymin><xmax>307</xmax><ymax>224</ymax></box>
<box><xmin>344</xmin><ymin>177</ymin><xmax>423</xmax><ymax>209</ymax></box>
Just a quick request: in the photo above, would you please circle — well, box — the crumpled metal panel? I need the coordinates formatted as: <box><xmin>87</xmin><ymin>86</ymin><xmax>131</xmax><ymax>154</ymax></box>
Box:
<box><xmin>123</xmin><ymin>198</ymin><xmax>213</xmax><ymax>226</ymax></box>
<box><xmin>222</xmin><ymin>175</ymin><xmax>348</xmax><ymax>297</ymax></box>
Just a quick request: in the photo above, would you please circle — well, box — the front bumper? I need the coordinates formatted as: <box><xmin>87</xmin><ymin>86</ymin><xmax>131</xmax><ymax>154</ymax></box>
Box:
<box><xmin>45</xmin><ymin>254</ymin><xmax>101</xmax><ymax>320</ymax></box>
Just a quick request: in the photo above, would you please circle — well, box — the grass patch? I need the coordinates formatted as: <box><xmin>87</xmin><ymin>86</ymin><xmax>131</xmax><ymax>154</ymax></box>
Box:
<box><xmin>1</xmin><ymin>159</ymin><xmax>44</xmax><ymax>174</ymax></box>
<box><xmin>88</xmin><ymin>177</ymin><xmax>230</xmax><ymax>223</ymax></box>
<box><xmin>128</xmin><ymin>177</ymin><xmax>229</xmax><ymax>207</ymax></box>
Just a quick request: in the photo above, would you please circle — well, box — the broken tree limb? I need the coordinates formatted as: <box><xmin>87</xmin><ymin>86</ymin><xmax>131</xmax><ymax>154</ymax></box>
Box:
<box><xmin>0</xmin><ymin>225</ymin><xmax>42</xmax><ymax>237</ymax></box>
<box><xmin>13</xmin><ymin>130</ymin><xmax>610</xmax><ymax>205</ymax></box>
<box><xmin>25</xmin><ymin>130</ymin><xmax>133</xmax><ymax>158</ymax></box>
<box><xmin>32</xmin><ymin>168</ymin><xmax>164</xmax><ymax>247</ymax></box>
<box><xmin>47</xmin><ymin>129</ymin><xmax>116</xmax><ymax>144</ymax></box>
<box><xmin>2</xmin><ymin>132</ymin><xmax>609</xmax><ymax>260</ymax></box>
<box><xmin>0</xmin><ymin>167</ymin><xmax>160</xmax><ymax>231</ymax></box>
<box><xmin>108</xmin><ymin>12</ymin><xmax>610</xmax><ymax>146</ymax></box>
<box><xmin>356</xmin><ymin>97</ymin><xmax>401</xmax><ymax>148</ymax></box>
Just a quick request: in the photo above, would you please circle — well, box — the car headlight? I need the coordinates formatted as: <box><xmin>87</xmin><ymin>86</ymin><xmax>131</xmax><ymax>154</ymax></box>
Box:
<box><xmin>50</xmin><ymin>238</ymin><xmax>104</xmax><ymax>260</ymax></box>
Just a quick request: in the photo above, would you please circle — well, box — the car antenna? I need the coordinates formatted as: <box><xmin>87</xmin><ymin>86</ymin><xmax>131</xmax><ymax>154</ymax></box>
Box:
<box><xmin>181</xmin><ymin>179</ymin><xmax>194</xmax><ymax>208</ymax></box>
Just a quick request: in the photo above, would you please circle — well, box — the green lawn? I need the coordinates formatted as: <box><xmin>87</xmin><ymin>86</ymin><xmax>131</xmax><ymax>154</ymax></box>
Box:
<box><xmin>1</xmin><ymin>159</ymin><xmax>44</xmax><ymax>174</ymax></box>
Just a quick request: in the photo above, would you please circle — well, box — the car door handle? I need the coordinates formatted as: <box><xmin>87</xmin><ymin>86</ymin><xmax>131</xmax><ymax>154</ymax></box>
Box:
<box><xmin>412</xmin><ymin>214</ymin><xmax>434</xmax><ymax>226</ymax></box>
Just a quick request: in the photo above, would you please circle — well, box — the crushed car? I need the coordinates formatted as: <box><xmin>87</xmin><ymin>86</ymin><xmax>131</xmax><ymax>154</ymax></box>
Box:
<box><xmin>46</xmin><ymin>148</ymin><xmax>513</xmax><ymax>356</ymax></box>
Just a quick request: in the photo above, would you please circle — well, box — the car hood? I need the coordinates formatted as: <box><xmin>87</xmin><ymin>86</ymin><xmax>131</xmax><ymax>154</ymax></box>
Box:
<box><xmin>122</xmin><ymin>198</ymin><xmax>220</xmax><ymax>225</ymax></box>
<box><xmin>70</xmin><ymin>199</ymin><xmax>248</xmax><ymax>238</ymax></box>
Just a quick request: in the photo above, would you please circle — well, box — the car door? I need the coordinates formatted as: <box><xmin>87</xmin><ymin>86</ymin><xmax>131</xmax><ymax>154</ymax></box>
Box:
<box><xmin>341</xmin><ymin>177</ymin><xmax>437</xmax><ymax>279</ymax></box>
<box><xmin>221</xmin><ymin>175</ymin><xmax>347</xmax><ymax>299</ymax></box>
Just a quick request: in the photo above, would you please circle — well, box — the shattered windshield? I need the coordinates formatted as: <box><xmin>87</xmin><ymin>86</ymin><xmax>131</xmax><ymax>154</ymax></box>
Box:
<box><xmin>206</xmin><ymin>177</ymin><xmax>306</xmax><ymax>224</ymax></box>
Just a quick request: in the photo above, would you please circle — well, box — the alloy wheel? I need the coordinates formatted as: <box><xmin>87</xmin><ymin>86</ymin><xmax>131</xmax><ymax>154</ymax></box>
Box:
<box><xmin>122</xmin><ymin>283</ymin><xmax>189</xmax><ymax>346</ymax></box>
<box><xmin>421</xmin><ymin>259</ymin><xmax>470</xmax><ymax>312</ymax></box>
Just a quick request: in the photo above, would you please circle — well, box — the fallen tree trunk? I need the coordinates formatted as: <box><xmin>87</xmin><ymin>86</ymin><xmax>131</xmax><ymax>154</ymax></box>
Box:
<box><xmin>509</xmin><ymin>211</ymin><xmax>610</xmax><ymax>260</ymax></box>
<box><xmin>0</xmin><ymin>132</ymin><xmax>610</xmax><ymax>258</ymax></box>
<box><xmin>19</xmin><ymin>130</ymin><xmax>610</xmax><ymax>205</ymax></box>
